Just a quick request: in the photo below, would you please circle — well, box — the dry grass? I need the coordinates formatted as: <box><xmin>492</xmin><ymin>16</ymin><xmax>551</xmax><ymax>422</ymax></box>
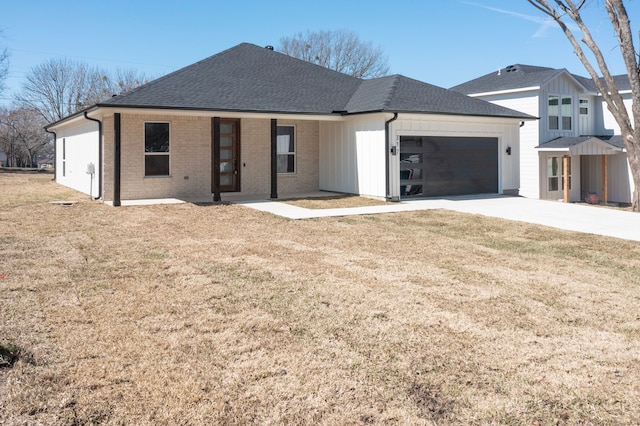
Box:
<box><xmin>1</xmin><ymin>171</ymin><xmax>640</xmax><ymax>425</ymax></box>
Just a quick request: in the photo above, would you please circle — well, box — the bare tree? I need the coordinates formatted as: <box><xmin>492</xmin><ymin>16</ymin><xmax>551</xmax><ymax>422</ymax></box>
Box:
<box><xmin>110</xmin><ymin>68</ymin><xmax>149</xmax><ymax>93</ymax></box>
<box><xmin>527</xmin><ymin>0</ymin><xmax>640</xmax><ymax>211</ymax></box>
<box><xmin>278</xmin><ymin>29</ymin><xmax>390</xmax><ymax>78</ymax></box>
<box><xmin>0</xmin><ymin>31</ymin><xmax>9</xmax><ymax>96</ymax></box>
<box><xmin>15</xmin><ymin>59</ymin><xmax>151</xmax><ymax>124</ymax></box>
<box><xmin>0</xmin><ymin>107</ymin><xmax>51</xmax><ymax>167</ymax></box>
<box><xmin>15</xmin><ymin>58</ymin><xmax>107</xmax><ymax>123</ymax></box>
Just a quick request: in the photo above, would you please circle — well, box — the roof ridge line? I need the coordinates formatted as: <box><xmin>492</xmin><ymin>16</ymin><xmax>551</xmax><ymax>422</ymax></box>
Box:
<box><xmin>383</xmin><ymin>74</ymin><xmax>402</xmax><ymax>109</ymax></box>
<box><xmin>98</xmin><ymin>43</ymin><xmax>249</xmax><ymax>105</ymax></box>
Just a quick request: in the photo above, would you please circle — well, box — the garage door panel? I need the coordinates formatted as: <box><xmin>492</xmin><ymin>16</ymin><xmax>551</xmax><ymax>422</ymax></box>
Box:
<box><xmin>400</xmin><ymin>136</ymin><xmax>498</xmax><ymax>197</ymax></box>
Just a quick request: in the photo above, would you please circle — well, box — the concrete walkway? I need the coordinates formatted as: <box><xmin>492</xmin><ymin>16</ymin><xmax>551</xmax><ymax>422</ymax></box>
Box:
<box><xmin>238</xmin><ymin>195</ymin><xmax>640</xmax><ymax>242</ymax></box>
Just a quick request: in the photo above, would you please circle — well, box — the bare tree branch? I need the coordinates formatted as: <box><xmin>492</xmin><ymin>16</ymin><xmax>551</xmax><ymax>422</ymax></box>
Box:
<box><xmin>0</xmin><ymin>30</ymin><xmax>9</xmax><ymax>97</ymax></box>
<box><xmin>527</xmin><ymin>0</ymin><xmax>640</xmax><ymax>210</ymax></box>
<box><xmin>0</xmin><ymin>107</ymin><xmax>51</xmax><ymax>167</ymax></box>
<box><xmin>14</xmin><ymin>58</ymin><xmax>152</xmax><ymax>123</ymax></box>
<box><xmin>278</xmin><ymin>29</ymin><xmax>390</xmax><ymax>79</ymax></box>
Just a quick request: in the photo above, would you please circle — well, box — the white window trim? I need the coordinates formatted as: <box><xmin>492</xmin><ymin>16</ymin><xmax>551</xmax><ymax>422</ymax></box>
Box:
<box><xmin>548</xmin><ymin>94</ymin><xmax>573</xmax><ymax>131</ymax></box>
<box><xmin>144</xmin><ymin>121</ymin><xmax>171</xmax><ymax>178</ymax></box>
<box><xmin>579</xmin><ymin>98</ymin><xmax>589</xmax><ymax>115</ymax></box>
<box><xmin>276</xmin><ymin>124</ymin><xmax>296</xmax><ymax>175</ymax></box>
<box><xmin>547</xmin><ymin>156</ymin><xmax>571</xmax><ymax>192</ymax></box>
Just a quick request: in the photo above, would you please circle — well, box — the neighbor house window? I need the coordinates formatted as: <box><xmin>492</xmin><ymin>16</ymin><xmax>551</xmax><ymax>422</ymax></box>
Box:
<box><xmin>561</xmin><ymin>97</ymin><xmax>572</xmax><ymax>130</ymax></box>
<box><xmin>548</xmin><ymin>156</ymin><xmax>571</xmax><ymax>191</ymax></box>
<box><xmin>277</xmin><ymin>125</ymin><xmax>295</xmax><ymax>173</ymax></box>
<box><xmin>548</xmin><ymin>96</ymin><xmax>572</xmax><ymax>130</ymax></box>
<box><xmin>579</xmin><ymin>99</ymin><xmax>589</xmax><ymax>115</ymax></box>
<box><xmin>144</xmin><ymin>122</ymin><xmax>170</xmax><ymax>176</ymax></box>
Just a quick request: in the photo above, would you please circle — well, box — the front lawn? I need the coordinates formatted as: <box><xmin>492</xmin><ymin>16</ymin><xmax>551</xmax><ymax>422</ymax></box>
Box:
<box><xmin>1</xmin><ymin>172</ymin><xmax>639</xmax><ymax>425</ymax></box>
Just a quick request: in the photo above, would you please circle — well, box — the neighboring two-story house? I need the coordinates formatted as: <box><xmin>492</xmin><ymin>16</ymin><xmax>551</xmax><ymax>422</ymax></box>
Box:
<box><xmin>452</xmin><ymin>65</ymin><xmax>634</xmax><ymax>205</ymax></box>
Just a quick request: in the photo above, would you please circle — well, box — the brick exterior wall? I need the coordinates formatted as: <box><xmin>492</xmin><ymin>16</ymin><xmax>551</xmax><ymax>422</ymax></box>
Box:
<box><xmin>274</xmin><ymin>119</ymin><xmax>320</xmax><ymax>195</ymax></box>
<box><xmin>102</xmin><ymin>115</ymin><xmax>114</xmax><ymax>201</ymax></box>
<box><xmin>101</xmin><ymin>113</ymin><xmax>320</xmax><ymax>201</ymax></box>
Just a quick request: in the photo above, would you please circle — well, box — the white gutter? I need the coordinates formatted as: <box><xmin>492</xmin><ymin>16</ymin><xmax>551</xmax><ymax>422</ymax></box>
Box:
<box><xmin>467</xmin><ymin>86</ymin><xmax>540</xmax><ymax>98</ymax></box>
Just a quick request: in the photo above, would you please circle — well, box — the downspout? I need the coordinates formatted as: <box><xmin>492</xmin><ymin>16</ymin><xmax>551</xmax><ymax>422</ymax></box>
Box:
<box><xmin>385</xmin><ymin>112</ymin><xmax>398</xmax><ymax>201</ymax></box>
<box><xmin>83</xmin><ymin>112</ymin><xmax>102</xmax><ymax>200</ymax></box>
<box><xmin>44</xmin><ymin>129</ymin><xmax>56</xmax><ymax>182</ymax></box>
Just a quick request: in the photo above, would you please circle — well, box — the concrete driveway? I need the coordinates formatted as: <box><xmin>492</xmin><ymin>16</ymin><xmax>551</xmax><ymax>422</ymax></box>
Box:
<box><xmin>239</xmin><ymin>195</ymin><xmax>640</xmax><ymax>242</ymax></box>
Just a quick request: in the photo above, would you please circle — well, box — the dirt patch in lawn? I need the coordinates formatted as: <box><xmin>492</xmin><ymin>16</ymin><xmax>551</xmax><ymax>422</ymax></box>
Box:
<box><xmin>1</xmin><ymin>172</ymin><xmax>640</xmax><ymax>425</ymax></box>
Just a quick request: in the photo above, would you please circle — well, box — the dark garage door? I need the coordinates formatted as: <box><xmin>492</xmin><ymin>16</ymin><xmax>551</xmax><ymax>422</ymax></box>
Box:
<box><xmin>400</xmin><ymin>136</ymin><xmax>498</xmax><ymax>198</ymax></box>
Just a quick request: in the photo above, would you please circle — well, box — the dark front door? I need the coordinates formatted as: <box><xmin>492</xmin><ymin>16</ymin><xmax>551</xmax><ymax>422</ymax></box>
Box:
<box><xmin>399</xmin><ymin>136</ymin><xmax>498</xmax><ymax>198</ymax></box>
<box><xmin>219</xmin><ymin>119</ymin><xmax>240</xmax><ymax>192</ymax></box>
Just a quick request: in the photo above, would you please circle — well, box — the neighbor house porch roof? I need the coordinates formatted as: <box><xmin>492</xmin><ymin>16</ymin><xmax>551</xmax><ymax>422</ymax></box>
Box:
<box><xmin>536</xmin><ymin>135</ymin><xmax>625</xmax><ymax>154</ymax></box>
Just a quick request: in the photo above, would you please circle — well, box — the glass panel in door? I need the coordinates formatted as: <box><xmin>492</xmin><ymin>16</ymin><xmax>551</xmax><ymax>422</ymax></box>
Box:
<box><xmin>218</xmin><ymin>119</ymin><xmax>240</xmax><ymax>192</ymax></box>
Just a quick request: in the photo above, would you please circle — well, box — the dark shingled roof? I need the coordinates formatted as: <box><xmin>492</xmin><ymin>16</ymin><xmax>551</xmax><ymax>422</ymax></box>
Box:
<box><xmin>577</xmin><ymin>74</ymin><xmax>632</xmax><ymax>92</ymax></box>
<box><xmin>99</xmin><ymin>43</ymin><xmax>532</xmax><ymax>120</ymax></box>
<box><xmin>451</xmin><ymin>64</ymin><xmax>631</xmax><ymax>95</ymax></box>
<box><xmin>451</xmin><ymin>65</ymin><xmax>565</xmax><ymax>95</ymax></box>
<box><xmin>537</xmin><ymin>135</ymin><xmax>625</xmax><ymax>149</ymax></box>
<box><xmin>101</xmin><ymin>43</ymin><xmax>361</xmax><ymax>114</ymax></box>
<box><xmin>345</xmin><ymin>74</ymin><xmax>533</xmax><ymax>118</ymax></box>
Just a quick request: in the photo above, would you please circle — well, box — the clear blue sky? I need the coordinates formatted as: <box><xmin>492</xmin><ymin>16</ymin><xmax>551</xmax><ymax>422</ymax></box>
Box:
<box><xmin>1</xmin><ymin>0</ymin><xmax>637</xmax><ymax>106</ymax></box>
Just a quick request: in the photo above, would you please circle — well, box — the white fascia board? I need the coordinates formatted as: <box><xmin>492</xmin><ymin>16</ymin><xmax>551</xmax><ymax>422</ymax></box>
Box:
<box><xmin>605</xmin><ymin>89</ymin><xmax>632</xmax><ymax>95</ymax></box>
<box><xmin>535</xmin><ymin>147</ymin><xmax>569</xmax><ymax>152</ymax></box>
<box><xmin>46</xmin><ymin>108</ymin><xmax>100</xmax><ymax>130</ymax></box>
<box><xmin>467</xmin><ymin>86</ymin><xmax>540</xmax><ymax>98</ymax></box>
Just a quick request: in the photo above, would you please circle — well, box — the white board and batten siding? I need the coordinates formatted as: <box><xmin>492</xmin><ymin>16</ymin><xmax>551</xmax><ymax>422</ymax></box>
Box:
<box><xmin>596</xmin><ymin>95</ymin><xmax>634</xmax><ymax>135</ymax></box>
<box><xmin>579</xmin><ymin>95</ymin><xmax>596</xmax><ymax>136</ymax></box>
<box><xmin>539</xmin><ymin>74</ymin><xmax>583</xmax><ymax>141</ymax></box>
<box><xmin>389</xmin><ymin>114</ymin><xmax>521</xmax><ymax>199</ymax></box>
<box><xmin>476</xmin><ymin>91</ymin><xmax>540</xmax><ymax>199</ymax></box>
<box><xmin>55</xmin><ymin>119</ymin><xmax>100</xmax><ymax>198</ymax></box>
<box><xmin>319</xmin><ymin>114</ymin><xmax>387</xmax><ymax>198</ymax></box>
<box><xmin>320</xmin><ymin>113</ymin><xmax>522</xmax><ymax>199</ymax></box>
<box><xmin>581</xmin><ymin>153</ymin><xmax>633</xmax><ymax>204</ymax></box>
<box><xmin>595</xmin><ymin>94</ymin><xmax>635</xmax><ymax>203</ymax></box>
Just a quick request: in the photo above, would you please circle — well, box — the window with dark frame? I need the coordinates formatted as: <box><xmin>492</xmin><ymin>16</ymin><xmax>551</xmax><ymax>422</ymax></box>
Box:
<box><xmin>276</xmin><ymin>125</ymin><xmax>295</xmax><ymax>174</ymax></box>
<box><xmin>144</xmin><ymin>122</ymin><xmax>170</xmax><ymax>176</ymax></box>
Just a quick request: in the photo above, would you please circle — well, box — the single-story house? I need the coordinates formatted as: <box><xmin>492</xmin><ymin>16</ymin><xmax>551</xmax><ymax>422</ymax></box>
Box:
<box><xmin>451</xmin><ymin>64</ymin><xmax>635</xmax><ymax>205</ymax></box>
<box><xmin>45</xmin><ymin>43</ymin><xmax>534</xmax><ymax>206</ymax></box>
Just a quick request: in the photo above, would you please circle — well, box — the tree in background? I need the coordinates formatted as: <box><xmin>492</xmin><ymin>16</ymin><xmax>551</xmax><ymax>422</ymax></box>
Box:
<box><xmin>278</xmin><ymin>29</ymin><xmax>390</xmax><ymax>79</ymax></box>
<box><xmin>0</xmin><ymin>107</ymin><xmax>51</xmax><ymax>167</ymax></box>
<box><xmin>527</xmin><ymin>0</ymin><xmax>640</xmax><ymax>211</ymax></box>
<box><xmin>112</xmin><ymin>68</ymin><xmax>150</xmax><ymax>93</ymax></box>
<box><xmin>0</xmin><ymin>31</ymin><xmax>8</xmax><ymax>96</ymax></box>
<box><xmin>15</xmin><ymin>58</ymin><xmax>149</xmax><ymax>123</ymax></box>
